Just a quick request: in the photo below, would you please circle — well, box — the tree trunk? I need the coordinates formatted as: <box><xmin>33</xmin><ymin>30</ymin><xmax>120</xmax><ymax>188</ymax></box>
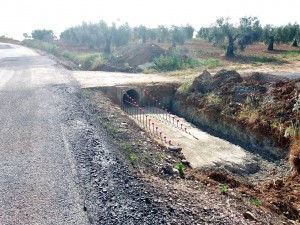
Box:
<box><xmin>292</xmin><ymin>39</ymin><xmax>298</xmax><ymax>47</ymax></box>
<box><xmin>267</xmin><ymin>36</ymin><xmax>275</xmax><ymax>51</ymax></box>
<box><xmin>225</xmin><ymin>35</ymin><xmax>235</xmax><ymax>57</ymax></box>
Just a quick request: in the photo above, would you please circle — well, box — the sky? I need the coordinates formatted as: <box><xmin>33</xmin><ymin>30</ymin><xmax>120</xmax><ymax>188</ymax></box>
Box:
<box><xmin>1</xmin><ymin>0</ymin><xmax>300</xmax><ymax>40</ymax></box>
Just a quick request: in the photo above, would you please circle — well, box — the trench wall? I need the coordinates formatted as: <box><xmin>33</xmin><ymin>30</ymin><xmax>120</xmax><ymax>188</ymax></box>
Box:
<box><xmin>172</xmin><ymin>93</ymin><xmax>288</xmax><ymax>160</ymax></box>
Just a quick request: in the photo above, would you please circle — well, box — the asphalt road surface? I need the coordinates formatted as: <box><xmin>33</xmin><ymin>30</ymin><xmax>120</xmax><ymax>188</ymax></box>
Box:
<box><xmin>0</xmin><ymin>44</ymin><xmax>89</xmax><ymax>224</ymax></box>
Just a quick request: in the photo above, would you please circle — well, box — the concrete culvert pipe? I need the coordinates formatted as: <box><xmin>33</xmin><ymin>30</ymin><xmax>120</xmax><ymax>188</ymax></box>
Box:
<box><xmin>123</xmin><ymin>89</ymin><xmax>140</xmax><ymax>106</ymax></box>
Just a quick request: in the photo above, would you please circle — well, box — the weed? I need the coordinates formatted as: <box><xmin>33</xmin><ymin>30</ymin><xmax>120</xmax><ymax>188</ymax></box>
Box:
<box><xmin>129</xmin><ymin>153</ymin><xmax>137</xmax><ymax>162</ymax></box>
<box><xmin>278</xmin><ymin>50</ymin><xmax>300</xmax><ymax>59</ymax></box>
<box><xmin>104</xmin><ymin>123</ymin><xmax>118</xmax><ymax>135</ymax></box>
<box><xmin>246</xmin><ymin>55</ymin><xmax>283</xmax><ymax>64</ymax></box>
<box><xmin>219</xmin><ymin>184</ymin><xmax>228</xmax><ymax>195</ymax></box>
<box><xmin>177</xmin><ymin>162</ymin><xmax>185</xmax><ymax>178</ymax></box>
<box><xmin>178</xmin><ymin>79</ymin><xmax>194</xmax><ymax>93</ymax></box>
<box><xmin>22</xmin><ymin>39</ymin><xmax>59</xmax><ymax>55</ymax></box>
<box><xmin>157</xmin><ymin>153</ymin><xmax>165</xmax><ymax>161</ymax></box>
<box><xmin>198</xmin><ymin>49</ymin><xmax>218</xmax><ymax>55</ymax></box>
<box><xmin>197</xmin><ymin>181</ymin><xmax>204</xmax><ymax>189</ymax></box>
<box><xmin>201</xmin><ymin>58</ymin><xmax>223</xmax><ymax>69</ymax></box>
<box><xmin>206</xmin><ymin>93</ymin><xmax>222</xmax><ymax>105</ymax></box>
<box><xmin>154</xmin><ymin>50</ymin><xmax>200</xmax><ymax>71</ymax></box>
<box><xmin>22</xmin><ymin>39</ymin><xmax>105</xmax><ymax>71</ymax></box>
<box><xmin>250</xmin><ymin>198</ymin><xmax>261</xmax><ymax>206</ymax></box>
<box><xmin>121</xmin><ymin>143</ymin><xmax>133</xmax><ymax>152</ymax></box>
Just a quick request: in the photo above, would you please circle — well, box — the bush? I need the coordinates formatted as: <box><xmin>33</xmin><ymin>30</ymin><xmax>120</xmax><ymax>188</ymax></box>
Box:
<box><xmin>200</xmin><ymin>58</ymin><xmax>223</xmax><ymax>69</ymax></box>
<box><xmin>154</xmin><ymin>50</ymin><xmax>199</xmax><ymax>71</ymax></box>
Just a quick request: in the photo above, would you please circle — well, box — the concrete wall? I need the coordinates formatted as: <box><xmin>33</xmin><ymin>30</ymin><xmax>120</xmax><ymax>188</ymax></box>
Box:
<box><xmin>98</xmin><ymin>84</ymin><xmax>177</xmax><ymax>109</ymax></box>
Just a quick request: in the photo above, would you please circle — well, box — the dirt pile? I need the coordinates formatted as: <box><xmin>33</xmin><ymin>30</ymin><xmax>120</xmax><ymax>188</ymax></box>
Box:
<box><xmin>102</xmin><ymin>43</ymin><xmax>165</xmax><ymax>72</ymax></box>
<box><xmin>184</xmin><ymin>69</ymin><xmax>300</xmax><ymax>151</ymax></box>
<box><xmin>173</xmin><ymin>69</ymin><xmax>300</xmax><ymax>221</ymax></box>
<box><xmin>192</xmin><ymin>69</ymin><xmax>243</xmax><ymax>93</ymax></box>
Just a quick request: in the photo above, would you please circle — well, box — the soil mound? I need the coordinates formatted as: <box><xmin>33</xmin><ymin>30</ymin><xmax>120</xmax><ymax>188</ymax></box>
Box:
<box><xmin>192</xmin><ymin>70</ymin><xmax>212</xmax><ymax>93</ymax></box>
<box><xmin>106</xmin><ymin>43</ymin><xmax>165</xmax><ymax>72</ymax></box>
<box><xmin>246</xmin><ymin>72</ymin><xmax>288</xmax><ymax>84</ymax></box>
<box><xmin>192</xmin><ymin>69</ymin><xmax>242</xmax><ymax>93</ymax></box>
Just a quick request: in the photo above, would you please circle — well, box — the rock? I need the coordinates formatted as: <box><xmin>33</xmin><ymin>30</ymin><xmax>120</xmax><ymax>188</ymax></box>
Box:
<box><xmin>168</xmin><ymin>146</ymin><xmax>182</xmax><ymax>152</ymax></box>
<box><xmin>162</xmin><ymin>164</ymin><xmax>174</xmax><ymax>175</ymax></box>
<box><xmin>243</xmin><ymin>211</ymin><xmax>257</xmax><ymax>221</ymax></box>
<box><xmin>273</xmin><ymin>178</ymin><xmax>284</xmax><ymax>190</ymax></box>
<box><xmin>181</xmin><ymin>159</ymin><xmax>190</xmax><ymax>166</ymax></box>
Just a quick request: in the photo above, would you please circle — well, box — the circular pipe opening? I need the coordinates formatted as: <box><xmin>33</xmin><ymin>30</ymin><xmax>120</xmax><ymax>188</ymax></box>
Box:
<box><xmin>123</xmin><ymin>89</ymin><xmax>140</xmax><ymax>106</ymax></box>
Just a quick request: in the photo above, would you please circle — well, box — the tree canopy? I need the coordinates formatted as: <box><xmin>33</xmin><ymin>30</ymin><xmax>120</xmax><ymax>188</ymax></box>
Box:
<box><xmin>31</xmin><ymin>29</ymin><xmax>54</xmax><ymax>42</ymax></box>
<box><xmin>59</xmin><ymin>21</ymin><xmax>195</xmax><ymax>52</ymax></box>
<box><xmin>198</xmin><ymin>18</ymin><xmax>299</xmax><ymax>54</ymax></box>
<box><xmin>197</xmin><ymin>17</ymin><xmax>262</xmax><ymax>56</ymax></box>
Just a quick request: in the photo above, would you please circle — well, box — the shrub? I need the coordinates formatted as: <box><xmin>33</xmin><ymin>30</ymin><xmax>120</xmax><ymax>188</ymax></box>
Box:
<box><xmin>201</xmin><ymin>58</ymin><xmax>223</xmax><ymax>69</ymax></box>
<box><xmin>22</xmin><ymin>39</ymin><xmax>59</xmax><ymax>55</ymax></box>
<box><xmin>154</xmin><ymin>50</ymin><xmax>199</xmax><ymax>71</ymax></box>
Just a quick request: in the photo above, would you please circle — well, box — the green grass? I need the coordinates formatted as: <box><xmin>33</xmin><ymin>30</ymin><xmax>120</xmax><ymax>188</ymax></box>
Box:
<box><xmin>157</xmin><ymin>153</ymin><xmax>165</xmax><ymax>161</ymax></box>
<box><xmin>129</xmin><ymin>153</ymin><xmax>137</xmax><ymax>162</ymax></box>
<box><xmin>22</xmin><ymin>39</ymin><xmax>59</xmax><ymax>55</ymax></box>
<box><xmin>250</xmin><ymin>198</ymin><xmax>261</xmax><ymax>206</ymax></box>
<box><xmin>219</xmin><ymin>184</ymin><xmax>228</xmax><ymax>195</ymax></box>
<box><xmin>178</xmin><ymin>79</ymin><xmax>194</xmax><ymax>93</ymax></box>
<box><xmin>246</xmin><ymin>55</ymin><xmax>282</xmax><ymax>63</ymax></box>
<box><xmin>154</xmin><ymin>50</ymin><xmax>200</xmax><ymax>71</ymax></box>
<box><xmin>177</xmin><ymin>162</ymin><xmax>185</xmax><ymax>178</ymax></box>
<box><xmin>22</xmin><ymin>39</ymin><xmax>105</xmax><ymax>70</ymax></box>
<box><xmin>279</xmin><ymin>50</ymin><xmax>300</xmax><ymax>58</ymax></box>
<box><xmin>200</xmin><ymin>58</ymin><xmax>224</xmax><ymax>69</ymax></box>
<box><xmin>121</xmin><ymin>143</ymin><xmax>133</xmax><ymax>152</ymax></box>
<box><xmin>198</xmin><ymin>49</ymin><xmax>218</xmax><ymax>55</ymax></box>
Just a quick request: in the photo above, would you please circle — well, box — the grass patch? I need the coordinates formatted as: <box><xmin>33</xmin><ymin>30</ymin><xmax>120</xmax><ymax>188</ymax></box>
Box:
<box><xmin>177</xmin><ymin>79</ymin><xmax>194</xmax><ymax>93</ymax></box>
<box><xmin>129</xmin><ymin>153</ymin><xmax>137</xmax><ymax>162</ymax></box>
<box><xmin>198</xmin><ymin>49</ymin><xmax>218</xmax><ymax>55</ymax></box>
<box><xmin>200</xmin><ymin>58</ymin><xmax>224</xmax><ymax>69</ymax></box>
<box><xmin>250</xmin><ymin>198</ymin><xmax>262</xmax><ymax>206</ymax></box>
<box><xmin>22</xmin><ymin>39</ymin><xmax>105</xmax><ymax>70</ymax></box>
<box><xmin>154</xmin><ymin>50</ymin><xmax>200</xmax><ymax>71</ymax></box>
<box><xmin>206</xmin><ymin>93</ymin><xmax>222</xmax><ymax>105</ymax></box>
<box><xmin>22</xmin><ymin>39</ymin><xmax>59</xmax><ymax>55</ymax></box>
<box><xmin>219</xmin><ymin>184</ymin><xmax>228</xmax><ymax>195</ymax></box>
<box><xmin>121</xmin><ymin>143</ymin><xmax>133</xmax><ymax>152</ymax></box>
<box><xmin>103</xmin><ymin>122</ymin><xmax>119</xmax><ymax>135</ymax></box>
<box><xmin>246</xmin><ymin>55</ymin><xmax>282</xmax><ymax>63</ymax></box>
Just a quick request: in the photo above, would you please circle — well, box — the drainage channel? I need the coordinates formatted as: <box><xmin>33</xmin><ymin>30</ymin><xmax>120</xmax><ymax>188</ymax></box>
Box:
<box><xmin>120</xmin><ymin>88</ymin><xmax>257</xmax><ymax>170</ymax></box>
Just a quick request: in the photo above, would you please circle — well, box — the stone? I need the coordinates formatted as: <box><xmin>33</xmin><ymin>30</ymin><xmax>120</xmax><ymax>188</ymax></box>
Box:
<box><xmin>162</xmin><ymin>164</ymin><xmax>174</xmax><ymax>175</ymax></box>
<box><xmin>243</xmin><ymin>211</ymin><xmax>257</xmax><ymax>221</ymax></box>
<box><xmin>168</xmin><ymin>146</ymin><xmax>182</xmax><ymax>152</ymax></box>
<box><xmin>181</xmin><ymin>159</ymin><xmax>190</xmax><ymax>166</ymax></box>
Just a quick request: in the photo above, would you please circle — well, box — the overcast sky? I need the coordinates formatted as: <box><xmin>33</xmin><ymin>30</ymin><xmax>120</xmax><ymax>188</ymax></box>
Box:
<box><xmin>1</xmin><ymin>0</ymin><xmax>300</xmax><ymax>40</ymax></box>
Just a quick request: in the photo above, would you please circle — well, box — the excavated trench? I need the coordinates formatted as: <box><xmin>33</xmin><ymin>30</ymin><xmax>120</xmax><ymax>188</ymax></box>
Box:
<box><xmin>100</xmin><ymin>83</ymin><xmax>289</xmax><ymax>178</ymax></box>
